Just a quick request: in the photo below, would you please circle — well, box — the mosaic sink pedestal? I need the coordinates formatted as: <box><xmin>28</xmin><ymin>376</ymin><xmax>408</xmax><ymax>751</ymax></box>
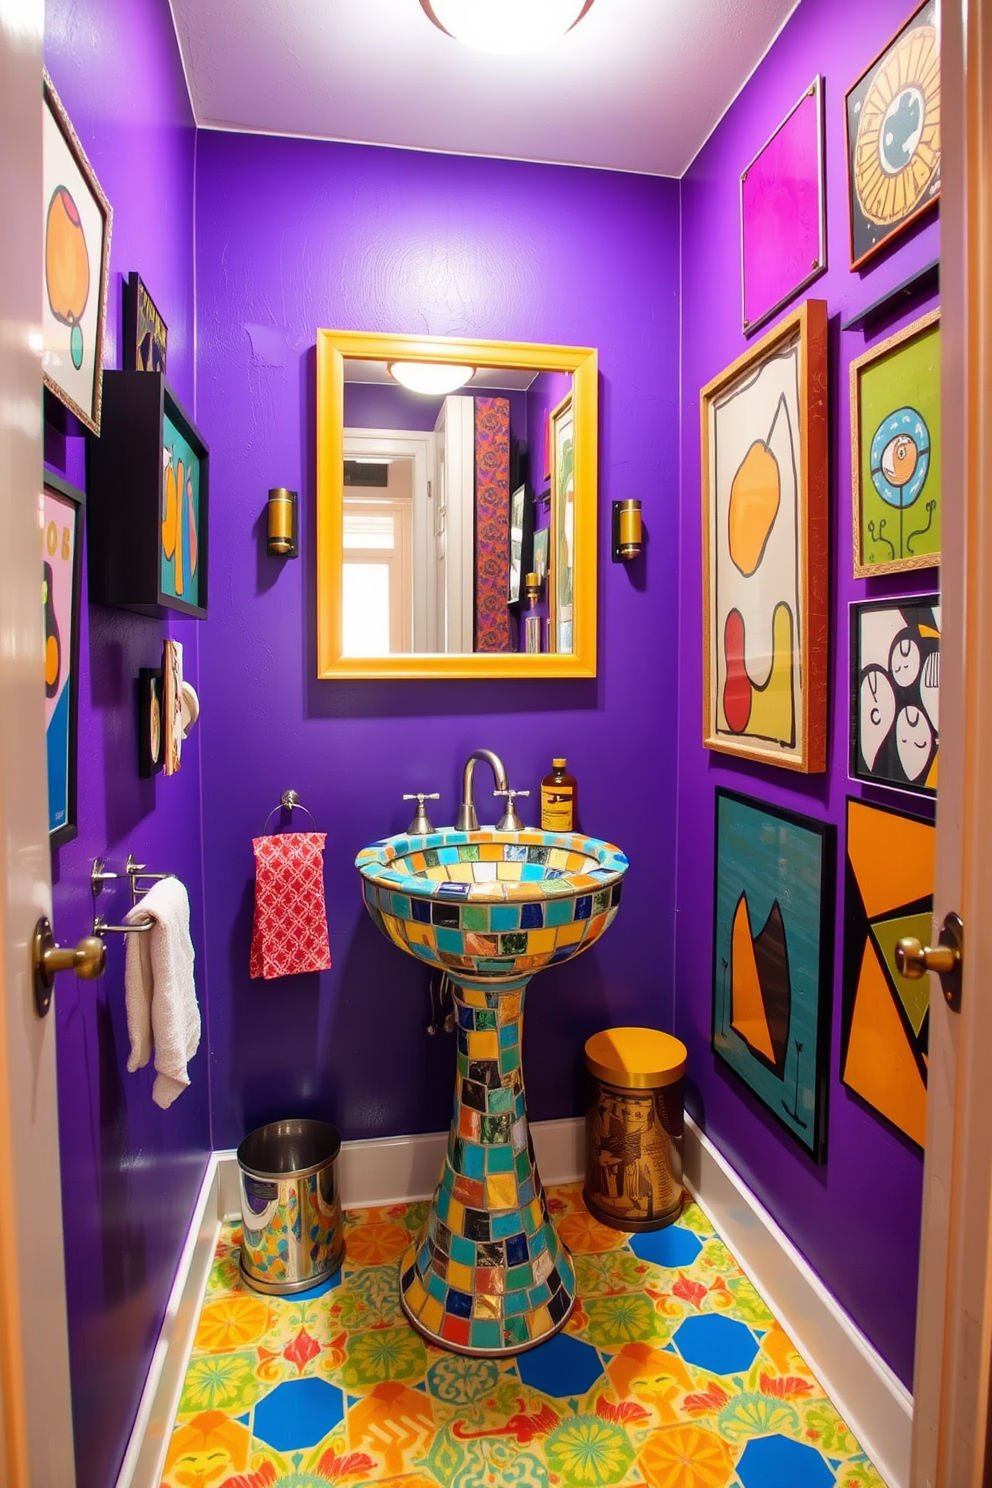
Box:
<box><xmin>356</xmin><ymin>826</ymin><xmax>629</xmax><ymax>1357</ymax></box>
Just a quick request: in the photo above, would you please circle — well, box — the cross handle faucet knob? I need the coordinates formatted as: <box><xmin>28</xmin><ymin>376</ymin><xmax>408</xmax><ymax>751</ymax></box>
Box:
<box><xmin>493</xmin><ymin>787</ymin><xmax>530</xmax><ymax>832</ymax></box>
<box><xmin>403</xmin><ymin>792</ymin><xmax>441</xmax><ymax>836</ymax></box>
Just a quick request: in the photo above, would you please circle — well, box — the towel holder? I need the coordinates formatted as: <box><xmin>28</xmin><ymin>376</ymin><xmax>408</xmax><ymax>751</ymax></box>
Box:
<box><xmin>90</xmin><ymin>856</ymin><xmax>172</xmax><ymax>937</ymax></box>
<box><xmin>262</xmin><ymin>788</ymin><xmax>318</xmax><ymax>835</ymax></box>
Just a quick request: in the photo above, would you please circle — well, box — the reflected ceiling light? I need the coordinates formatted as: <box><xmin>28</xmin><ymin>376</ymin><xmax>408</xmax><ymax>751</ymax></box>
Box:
<box><xmin>388</xmin><ymin>361</ymin><xmax>475</xmax><ymax>395</ymax></box>
<box><xmin>420</xmin><ymin>0</ymin><xmax>595</xmax><ymax>55</ymax></box>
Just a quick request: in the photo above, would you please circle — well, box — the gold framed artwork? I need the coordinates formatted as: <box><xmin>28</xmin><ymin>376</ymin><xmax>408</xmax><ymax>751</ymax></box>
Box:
<box><xmin>701</xmin><ymin>300</ymin><xmax>829</xmax><ymax>773</ymax></box>
<box><xmin>845</xmin><ymin>1</ymin><xmax>940</xmax><ymax>271</ymax></box>
<box><xmin>42</xmin><ymin>70</ymin><xmax>113</xmax><ymax>434</ymax></box>
<box><xmin>850</xmin><ymin>308</ymin><xmax>940</xmax><ymax>577</ymax></box>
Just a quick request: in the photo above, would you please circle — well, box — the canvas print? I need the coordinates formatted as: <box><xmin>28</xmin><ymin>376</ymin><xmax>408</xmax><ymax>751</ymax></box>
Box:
<box><xmin>851</xmin><ymin>595</ymin><xmax>940</xmax><ymax>794</ymax></box>
<box><xmin>43</xmin><ymin>474</ymin><xmax>84</xmax><ymax>845</ymax></box>
<box><xmin>846</xmin><ymin>1</ymin><xmax>940</xmax><ymax>270</ymax></box>
<box><xmin>124</xmin><ymin>272</ymin><xmax>168</xmax><ymax>374</ymax></box>
<box><xmin>162</xmin><ymin>407</ymin><xmax>203</xmax><ymax>608</ymax></box>
<box><xmin>713</xmin><ymin>789</ymin><xmax>834</xmax><ymax>1162</ymax></box>
<box><xmin>702</xmin><ymin>300</ymin><xmax>828</xmax><ymax>772</ymax></box>
<box><xmin>851</xmin><ymin>309</ymin><xmax>939</xmax><ymax>576</ymax></box>
<box><xmin>842</xmin><ymin>797</ymin><xmax>934</xmax><ymax>1149</ymax></box>
<box><xmin>550</xmin><ymin>393</ymin><xmax>574</xmax><ymax>654</ymax></box>
<box><xmin>42</xmin><ymin>71</ymin><xmax>112</xmax><ymax>434</ymax></box>
<box><xmin>741</xmin><ymin>77</ymin><xmax>825</xmax><ymax>335</ymax></box>
<box><xmin>533</xmin><ymin>526</ymin><xmax>549</xmax><ymax>581</ymax></box>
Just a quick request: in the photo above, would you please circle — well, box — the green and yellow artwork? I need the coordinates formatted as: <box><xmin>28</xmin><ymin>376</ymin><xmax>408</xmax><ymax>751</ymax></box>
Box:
<box><xmin>852</xmin><ymin>308</ymin><xmax>940</xmax><ymax>577</ymax></box>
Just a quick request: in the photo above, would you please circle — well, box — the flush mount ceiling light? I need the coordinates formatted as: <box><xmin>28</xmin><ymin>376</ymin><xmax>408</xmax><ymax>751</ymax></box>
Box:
<box><xmin>388</xmin><ymin>361</ymin><xmax>476</xmax><ymax>395</ymax></box>
<box><xmin>420</xmin><ymin>0</ymin><xmax>595</xmax><ymax>55</ymax></box>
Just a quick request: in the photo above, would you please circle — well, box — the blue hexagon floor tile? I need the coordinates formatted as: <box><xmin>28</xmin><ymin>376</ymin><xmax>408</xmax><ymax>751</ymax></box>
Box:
<box><xmin>161</xmin><ymin>1182</ymin><xmax>890</xmax><ymax>1487</ymax></box>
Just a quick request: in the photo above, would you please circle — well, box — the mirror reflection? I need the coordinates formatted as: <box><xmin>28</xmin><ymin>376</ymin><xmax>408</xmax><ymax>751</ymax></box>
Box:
<box><xmin>316</xmin><ymin>332</ymin><xmax>598</xmax><ymax>680</ymax></box>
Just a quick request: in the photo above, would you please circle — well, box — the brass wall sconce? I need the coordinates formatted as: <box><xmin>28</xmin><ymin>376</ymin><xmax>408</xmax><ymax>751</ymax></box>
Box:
<box><xmin>612</xmin><ymin>499</ymin><xmax>643</xmax><ymax>561</ymax></box>
<box><xmin>266</xmin><ymin>487</ymin><xmax>298</xmax><ymax>557</ymax></box>
<box><xmin>524</xmin><ymin>571</ymin><xmax>541</xmax><ymax>607</ymax></box>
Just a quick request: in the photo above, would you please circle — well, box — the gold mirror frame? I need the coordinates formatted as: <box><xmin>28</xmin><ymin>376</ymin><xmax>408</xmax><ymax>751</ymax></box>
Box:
<box><xmin>316</xmin><ymin>330</ymin><xmax>598</xmax><ymax>679</ymax></box>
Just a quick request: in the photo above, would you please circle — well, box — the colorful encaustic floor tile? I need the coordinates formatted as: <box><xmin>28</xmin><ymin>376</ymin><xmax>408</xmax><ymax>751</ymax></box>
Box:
<box><xmin>161</xmin><ymin>1183</ymin><xmax>888</xmax><ymax>1488</ymax></box>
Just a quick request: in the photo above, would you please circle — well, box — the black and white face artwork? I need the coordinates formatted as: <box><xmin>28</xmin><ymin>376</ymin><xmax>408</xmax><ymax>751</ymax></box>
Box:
<box><xmin>853</xmin><ymin>598</ymin><xmax>939</xmax><ymax>793</ymax></box>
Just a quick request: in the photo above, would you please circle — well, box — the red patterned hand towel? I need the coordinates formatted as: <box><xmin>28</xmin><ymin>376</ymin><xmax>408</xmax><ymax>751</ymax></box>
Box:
<box><xmin>250</xmin><ymin>832</ymin><xmax>332</xmax><ymax>979</ymax></box>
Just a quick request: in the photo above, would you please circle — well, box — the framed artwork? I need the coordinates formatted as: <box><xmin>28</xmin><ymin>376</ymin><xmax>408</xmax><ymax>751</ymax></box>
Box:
<box><xmin>845</xmin><ymin>1</ymin><xmax>940</xmax><ymax>270</ymax></box>
<box><xmin>549</xmin><ymin>393</ymin><xmax>574</xmax><ymax>654</ymax></box>
<box><xmin>43</xmin><ymin>472</ymin><xmax>84</xmax><ymax>846</ymax></box>
<box><xmin>88</xmin><ymin>372</ymin><xmax>209</xmax><ymax>618</ymax></box>
<box><xmin>524</xmin><ymin>614</ymin><xmax>542</xmax><ymax>654</ymax></box>
<box><xmin>42</xmin><ymin>70</ymin><xmax>113</xmax><ymax>435</ymax></box>
<box><xmin>850</xmin><ymin>595</ymin><xmax>940</xmax><ymax>795</ymax></box>
<box><xmin>162</xmin><ymin>639</ymin><xmax>184</xmax><ymax>776</ymax></box>
<box><xmin>701</xmin><ymin>299</ymin><xmax>829</xmax><ymax>772</ymax></box>
<box><xmin>842</xmin><ymin>797</ymin><xmax>934</xmax><ymax>1149</ymax></box>
<box><xmin>532</xmin><ymin>526</ymin><xmax>549</xmax><ymax>582</ymax></box>
<box><xmin>741</xmin><ymin>76</ymin><xmax>826</xmax><ymax>336</ymax></box>
<box><xmin>713</xmin><ymin>789</ymin><xmax>834</xmax><ymax>1163</ymax></box>
<box><xmin>506</xmin><ymin>481</ymin><xmax>534</xmax><ymax>608</ymax></box>
<box><xmin>851</xmin><ymin>308</ymin><xmax>939</xmax><ymax>577</ymax></box>
<box><xmin>123</xmin><ymin>272</ymin><xmax>168</xmax><ymax>374</ymax></box>
<box><xmin>137</xmin><ymin>668</ymin><xmax>164</xmax><ymax>777</ymax></box>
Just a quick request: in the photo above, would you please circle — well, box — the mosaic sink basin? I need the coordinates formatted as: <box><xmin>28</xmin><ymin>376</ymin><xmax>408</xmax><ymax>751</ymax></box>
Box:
<box><xmin>356</xmin><ymin>828</ymin><xmax>628</xmax><ymax>979</ymax></box>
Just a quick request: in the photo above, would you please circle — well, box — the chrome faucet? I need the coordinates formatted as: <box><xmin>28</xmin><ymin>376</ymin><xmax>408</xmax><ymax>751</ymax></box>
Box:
<box><xmin>455</xmin><ymin>749</ymin><xmax>529</xmax><ymax>832</ymax></box>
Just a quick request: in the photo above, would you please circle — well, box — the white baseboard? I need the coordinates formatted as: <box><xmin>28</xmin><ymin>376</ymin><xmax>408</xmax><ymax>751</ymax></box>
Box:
<box><xmin>118</xmin><ymin>1117</ymin><xmax>910</xmax><ymax>1488</ymax></box>
<box><xmin>683</xmin><ymin>1115</ymin><xmax>912</xmax><ymax>1488</ymax></box>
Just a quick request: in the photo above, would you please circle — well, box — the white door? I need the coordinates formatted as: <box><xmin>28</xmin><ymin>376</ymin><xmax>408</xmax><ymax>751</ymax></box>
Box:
<box><xmin>0</xmin><ymin>4</ymin><xmax>77</xmax><ymax>1483</ymax></box>
<box><xmin>910</xmin><ymin>4</ymin><xmax>992</xmax><ymax>1484</ymax></box>
<box><xmin>433</xmin><ymin>395</ymin><xmax>475</xmax><ymax>654</ymax></box>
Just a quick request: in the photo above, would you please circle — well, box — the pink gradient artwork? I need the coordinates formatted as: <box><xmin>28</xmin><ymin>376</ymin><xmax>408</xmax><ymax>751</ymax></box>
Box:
<box><xmin>741</xmin><ymin>78</ymin><xmax>825</xmax><ymax>335</ymax></box>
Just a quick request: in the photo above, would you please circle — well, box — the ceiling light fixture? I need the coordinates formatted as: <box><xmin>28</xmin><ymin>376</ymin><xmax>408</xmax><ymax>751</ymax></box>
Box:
<box><xmin>420</xmin><ymin>0</ymin><xmax>595</xmax><ymax>56</ymax></box>
<box><xmin>388</xmin><ymin>361</ymin><xmax>476</xmax><ymax>395</ymax></box>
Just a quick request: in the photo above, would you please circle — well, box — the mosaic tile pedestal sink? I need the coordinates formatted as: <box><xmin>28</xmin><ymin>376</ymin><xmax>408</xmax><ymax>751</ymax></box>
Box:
<box><xmin>357</xmin><ymin>827</ymin><xmax>628</xmax><ymax>1357</ymax></box>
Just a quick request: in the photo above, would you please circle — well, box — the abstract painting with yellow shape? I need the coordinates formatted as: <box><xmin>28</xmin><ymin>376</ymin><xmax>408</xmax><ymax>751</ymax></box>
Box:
<box><xmin>713</xmin><ymin>789</ymin><xmax>834</xmax><ymax>1162</ymax></box>
<box><xmin>842</xmin><ymin>797</ymin><xmax>933</xmax><ymax>1149</ymax></box>
<box><xmin>701</xmin><ymin>300</ymin><xmax>828</xmax><ymax>773</ymax></box>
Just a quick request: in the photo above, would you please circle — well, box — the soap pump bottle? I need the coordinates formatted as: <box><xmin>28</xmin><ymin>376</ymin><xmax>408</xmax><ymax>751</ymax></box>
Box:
<box><xmin>541</xmin><ymin>758</ymin><xmax>578</xmax><ymax>832</ymax></box>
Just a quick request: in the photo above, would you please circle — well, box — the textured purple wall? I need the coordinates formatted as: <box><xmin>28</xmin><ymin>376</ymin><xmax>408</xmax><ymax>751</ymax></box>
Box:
<box><xmin>45</xmin><ymin>2</ymin><xmax>208</xmax><ymax>1485</ymax></box>
<box><xmin>677</xmin><ymin>0</ymin><xmax>939</xmax><ymax>1386</ymax></box>
<box><xmin>195</xmin><ymin>133</ymin><xmax>679</xmax><ymax>1150</ymax></box>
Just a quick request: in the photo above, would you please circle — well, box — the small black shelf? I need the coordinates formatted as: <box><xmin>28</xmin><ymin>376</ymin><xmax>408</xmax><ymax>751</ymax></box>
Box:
<box><xmin>843</xmin><ymin>259</ymin><xmax>939</xmax><ymax>333</ymax></box>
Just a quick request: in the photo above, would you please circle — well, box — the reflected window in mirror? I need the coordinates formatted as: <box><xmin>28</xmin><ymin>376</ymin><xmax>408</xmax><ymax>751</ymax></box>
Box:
<box><xmin>316</xmin><ymin>332</ymin><xmax>598</xmax><ymax>680</ymax></box>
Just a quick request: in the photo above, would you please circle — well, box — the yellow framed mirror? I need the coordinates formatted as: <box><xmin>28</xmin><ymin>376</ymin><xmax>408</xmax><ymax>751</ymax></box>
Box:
<box><xmin>316</xmin><ymin>330</ymin><xmax>598</xmax><ymax>679</ymax></box>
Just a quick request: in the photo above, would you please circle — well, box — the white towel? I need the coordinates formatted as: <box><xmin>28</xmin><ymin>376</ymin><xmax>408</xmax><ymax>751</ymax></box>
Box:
<box><xmin>125</xmin><ymin>877</ymin><xmax>201</xmax><ymax>1109</ymax></box>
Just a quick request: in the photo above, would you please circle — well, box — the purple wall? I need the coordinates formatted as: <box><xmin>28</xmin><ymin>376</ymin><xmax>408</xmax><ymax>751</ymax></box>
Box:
<box><xmin>45</xmin><ymin>2</ymin><xmax>209</xmax><ymax>1485</ymax></box>
<box><xmin>194</xmin><ymin>133</ymin><xmax>680</xmax><ymax>1150</ymax></box>
<box><xmin>677</xmin><ymin>0</ymin><xmax>939</xmax><ymax>1386</ymax></box>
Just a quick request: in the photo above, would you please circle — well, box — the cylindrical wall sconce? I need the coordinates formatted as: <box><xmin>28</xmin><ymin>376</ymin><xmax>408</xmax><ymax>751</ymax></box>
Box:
<box><xmin>266</xmin><ymin>488</ymin><xmax>298</xmax><ymax>557</ymax></box>
<box><xmin>524</xmin><ymin>571</ymin><xmax>541</xmax><ymax>607</ymax></box>
<box><xmin>612</xmin><ymin>499</ymin><xmax>643</xmax><ymax>562</ymax></box>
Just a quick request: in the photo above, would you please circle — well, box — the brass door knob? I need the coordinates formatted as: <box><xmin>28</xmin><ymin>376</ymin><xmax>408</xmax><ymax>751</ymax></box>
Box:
<box><xmin>895</xmin><ymin>912</ymin><xmax>964</xmax><ymax>1011</ymax></box>
<box><xmin>32</xmin><ymin>916</ymin><xmax>106</xmax><ymax>1018</ymax></box>
<box><xmin>894</xmin><ymin>938</ymin><xmax>957</xmax><ymax>979</ymax></box>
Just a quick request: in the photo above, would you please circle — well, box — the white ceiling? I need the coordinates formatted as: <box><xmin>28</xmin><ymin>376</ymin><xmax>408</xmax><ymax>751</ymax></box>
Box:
<box><xmin>167</xmin><ymin>0</ymin><xmax>801</xmax><ymax>178</ymax></box>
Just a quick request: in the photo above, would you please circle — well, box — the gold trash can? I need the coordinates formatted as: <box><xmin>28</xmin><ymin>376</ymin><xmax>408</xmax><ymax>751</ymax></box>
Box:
<box><xmin>583</xmin><ymin>1027</ymin><xmax>687</xmax><ymax>1232</ymax></box>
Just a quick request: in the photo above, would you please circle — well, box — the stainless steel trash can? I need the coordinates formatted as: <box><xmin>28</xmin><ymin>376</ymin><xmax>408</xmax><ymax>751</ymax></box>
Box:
<box><xmin>583</xmin><ymin>1027</ymin><xmax>687</xmax><ymax>1232</ymax></box>
<box><xmin>237</xmin><ymin>1118</ymin><xmax>344</xmax><ymax>1294</ymax></box>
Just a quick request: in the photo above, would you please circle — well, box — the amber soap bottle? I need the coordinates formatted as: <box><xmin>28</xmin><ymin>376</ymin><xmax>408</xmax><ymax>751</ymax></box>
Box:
<box><xmin>541</xmin><ymin>758</ymin><xmax>578</xmax><ymax>832</ymax></box>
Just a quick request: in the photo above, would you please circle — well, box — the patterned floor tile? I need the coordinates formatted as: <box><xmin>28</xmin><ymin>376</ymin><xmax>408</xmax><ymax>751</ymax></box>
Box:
<box><xmin>159</xmin><ymin>1184</ymin><xmax>890</xmax><ymax>1488</ymax></box>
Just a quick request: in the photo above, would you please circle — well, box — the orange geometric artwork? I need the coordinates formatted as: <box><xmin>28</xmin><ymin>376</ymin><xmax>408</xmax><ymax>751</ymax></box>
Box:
<box><xmin>842</xmin><ymin>797</ymin><xmax>934</xmax><ymax>1148</ymax></box>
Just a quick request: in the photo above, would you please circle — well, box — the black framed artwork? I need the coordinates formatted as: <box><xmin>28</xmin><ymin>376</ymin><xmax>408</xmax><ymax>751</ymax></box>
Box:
<box><xmin>43</xmin><ymin>471</ymin><xmax>85</xmax><ymax>846</ymax></box>
<box><xmin>712</xmin><ymin>788</ymin><xmax>835</xmax><ymax>1163</ymax></box>
<box><xmin>123</xmin><ymin>272</ymin><xmax>168</xmax><ymax>374</ymax></box>
<box><xmin>850</xmin><ymin>595</ymin><xmax>939</xmax><ymax>795</ymax></box>
<box><xmin>137</xmin><ymin>668</ymin><xmax>164</xmax><ymax>777</ymax></box>
<box><xmin>506</xmin><ymin>481</ymin><xmax>534</xmax><ymax>609</ymax></box>
<box><xmin>87</xmin><ymin>371</ymin><xmax>208</xmax><ymax>619</ymax></box>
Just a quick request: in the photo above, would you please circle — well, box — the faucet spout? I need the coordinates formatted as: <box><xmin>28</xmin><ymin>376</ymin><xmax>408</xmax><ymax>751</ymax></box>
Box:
<box><xmin>455</xmin><ymin>749</ymin><xmax>508</xmax><ymax>831</ymax></box>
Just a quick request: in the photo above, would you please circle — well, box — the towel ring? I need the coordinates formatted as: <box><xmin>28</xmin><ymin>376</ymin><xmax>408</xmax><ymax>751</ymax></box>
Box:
<box><xmin>262</xmin><ymin>788</ymin><xmax>317</xmax><ymax>835</ymax></box>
